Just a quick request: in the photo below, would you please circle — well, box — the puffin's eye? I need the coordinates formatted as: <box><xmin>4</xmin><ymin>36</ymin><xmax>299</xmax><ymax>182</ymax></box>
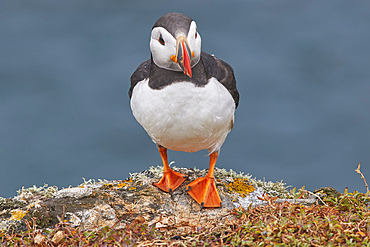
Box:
<box><xmin>158</xmin><ymin>34</ymin><xmax>165</xmax><ymax>45</ymax></box>
<box><xmin>195</xmin><ymin>28</ymin><xmax>197</xmax><ymax>38</ymax></box>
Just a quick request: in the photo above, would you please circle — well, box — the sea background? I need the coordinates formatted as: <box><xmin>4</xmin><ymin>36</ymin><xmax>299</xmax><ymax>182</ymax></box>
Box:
<box><xmin>1</xmin><ymin>0</ymin><xmax>370</xmax><ymax>198</ymax></box>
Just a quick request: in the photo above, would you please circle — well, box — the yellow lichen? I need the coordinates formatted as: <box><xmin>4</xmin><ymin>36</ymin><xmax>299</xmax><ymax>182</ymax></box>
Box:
<box><xmin>225</xmin><ymin>178</ymin><xmax>255</xmax><ymax>198</ymax></box>
<box><xmin>10</xmin><ymin>209</ymin><xmax>27</xmax><ymax>221</ymax></box>
<box><xmin>117</xmin><ymin>178</ymin><xmax>133</xmax><ymax>188</ymax></box>
<box><xmin>117</xmin><ymin>183</ymin><xmax>127</xmax><ymax>188</ymax></box>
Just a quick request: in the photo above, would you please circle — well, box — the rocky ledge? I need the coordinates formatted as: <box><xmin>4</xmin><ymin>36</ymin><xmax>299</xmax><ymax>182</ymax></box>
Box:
<box><xmin>0</xmin><ymin>165</ymin><xmax>334</xmax><ymax>234</ymax></box>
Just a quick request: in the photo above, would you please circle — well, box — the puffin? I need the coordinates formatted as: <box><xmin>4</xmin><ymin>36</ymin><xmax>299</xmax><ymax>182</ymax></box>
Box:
<box><xmin>129</xmin><ymin>12</ymin><xmax>239</xmax><ymax>208</ymax></box>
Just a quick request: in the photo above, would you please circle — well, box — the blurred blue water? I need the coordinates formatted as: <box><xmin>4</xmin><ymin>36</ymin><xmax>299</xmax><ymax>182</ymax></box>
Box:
<box><xmin>1</xmin><ymin>0</ymin><xmax>370</xmax><ymax>198</ymax></box>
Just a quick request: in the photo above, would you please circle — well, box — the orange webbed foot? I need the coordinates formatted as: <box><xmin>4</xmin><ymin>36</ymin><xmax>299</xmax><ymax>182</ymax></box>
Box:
<box><xmin>186</xmin><ymin>151</ymin><xmax>221</xmax><ymax>208</ymax></box>
<box><xmin>153</xmin><ymin>169</ymin><xmax>188</xmax><ymax>194</ymax></box>
<box><xmin>186</xmin><ymin>176</ymin><xmax>221</xmax><ymax>208</ymax></box>
<box><xmin>153</xmin><ymin>146</ymin><xmax>188</xmax><ymax>194</ymax></box>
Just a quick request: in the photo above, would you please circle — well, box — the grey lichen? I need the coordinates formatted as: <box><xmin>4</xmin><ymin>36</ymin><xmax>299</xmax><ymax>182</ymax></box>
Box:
<box><xmin>250</xmin><ymin>178</ymin><xmax>290</xmax><ymax>198</ymax></box>
<box><xmin>16</xmin><ymin>184</ymin><xmax>58</xmax><ymax>199</ymax></box>
<box><xmin>214</xmin><ymin>168</ymin><xmax>252</xmax><ymax>180</ymax></box>
<box><xmin>0</xmin><ymin>197</ymin><xmax>6</xmax><ymax>207</ymax></box>
<box><xmin>78</xmin><ymin>178</ymin><xmax>110</xmax><ymax>188</ymax></box>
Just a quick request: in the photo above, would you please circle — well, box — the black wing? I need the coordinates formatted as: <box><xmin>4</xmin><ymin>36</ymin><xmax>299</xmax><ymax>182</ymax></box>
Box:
<box><xmin>128</xmin><ymin>59</ymin><xmax>151</xmax><ymax>99</ymax></box>
<box><xmin>201</xmin><ymin>52</ymin><xmax>239</xmax><ymax>108</ymax></box>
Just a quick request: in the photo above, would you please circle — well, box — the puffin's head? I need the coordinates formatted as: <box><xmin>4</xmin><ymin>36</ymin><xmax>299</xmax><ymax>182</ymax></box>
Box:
<box><xmin>150</xmin><ymin>13</ymin><xmax>201</xmax><ymax>78</ymax></box>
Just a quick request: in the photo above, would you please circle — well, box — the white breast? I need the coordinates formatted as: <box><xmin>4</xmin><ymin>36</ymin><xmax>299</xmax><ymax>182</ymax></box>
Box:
<box><xmin>130</xmin><ymin>78</ymin><xmax>235</xmax><ymax>153</ymax></box>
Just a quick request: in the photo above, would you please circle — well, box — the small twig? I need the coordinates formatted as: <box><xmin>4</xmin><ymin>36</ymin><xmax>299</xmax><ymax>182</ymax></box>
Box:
<box><xmin>355</xmin><ymin>163</ymin><xmax>369</xmax><ymax>192</ymax></box>
<box><xmin>24</xmin><ymin>219</ymin><xmax>33</xmax><ymax>239</ymax></box>
<box><xmin>138</xmin><ymin>239</ymin><xmax>169</xmax><ymax>246</ymax></box>
<box><xmin>32</xmin><ymin>217</ymin><xmax>37</xmax><ymax>232</ymax></box>
<box><xmin>304</xmin><ymin>190</ymin><xmax>328</xmax><ymax>206</ymax></box>
<box><xmin>61</xmin><ymin>205</ymin><xmax>65</xmax><ymax>222</ymax></box>
<box><xmin>111</xmin><ymin>207</ymin><xmax>134</xmax><ymax>229</ymax></box>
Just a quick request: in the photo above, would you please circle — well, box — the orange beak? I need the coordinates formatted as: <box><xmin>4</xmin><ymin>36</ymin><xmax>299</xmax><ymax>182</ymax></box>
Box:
<box><xmin>172</xmin><ymin>36</ymin><xmax>192</xmax><ymax>78</ymax></box>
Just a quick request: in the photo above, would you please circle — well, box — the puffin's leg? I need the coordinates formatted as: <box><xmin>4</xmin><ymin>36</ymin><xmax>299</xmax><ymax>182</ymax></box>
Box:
<box><xmin>186</xmin><ymin>151</ymin><xmax>221</xmax><ymax>208</ymax></box>
<box><xmin>153</xmin><ymin>146</ymin><xmax>188</xmax><ymax>194</ymax></box>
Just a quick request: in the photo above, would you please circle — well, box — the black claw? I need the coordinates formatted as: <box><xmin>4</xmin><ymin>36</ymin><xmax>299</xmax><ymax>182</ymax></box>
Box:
<box><xmin>169</xmin><ymin>188</ymin><xmax>173</xmax><ymax>196</ymax></box>
<box><xmin>200</xmin><ymin>202</ymin><xmax>205</xmax><ymax>211</ymax></box>
<box><xmin>185</xmin><ymin>186</ymin><xmax>191</xmax><ymax>192</ymax></box>
<box><xmin>183</xmin><ymin>175</ymin><xmax>188</xmax><ymax>179</ymax></box>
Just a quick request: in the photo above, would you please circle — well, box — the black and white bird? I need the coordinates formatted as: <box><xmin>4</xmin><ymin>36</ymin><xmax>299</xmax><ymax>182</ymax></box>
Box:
<box><xmin>129</xmin><ymin>13</ymin><xmax>239</xmax><ymax>208</ymax></box>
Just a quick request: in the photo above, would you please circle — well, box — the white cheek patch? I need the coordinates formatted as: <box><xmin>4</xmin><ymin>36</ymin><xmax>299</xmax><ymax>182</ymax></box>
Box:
<box><xmin>187</xmin><ymin>21</ymin><xmax>201</xmax><ymax>67</ymax></box>
<box><xmin>150</xmin><ymin>27</ymin><xmax>182</xmax><ymax>71</ymax></box>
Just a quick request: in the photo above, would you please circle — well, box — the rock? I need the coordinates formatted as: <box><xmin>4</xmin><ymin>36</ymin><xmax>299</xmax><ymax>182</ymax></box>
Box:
<box><xmin>54</xmin><ymin>187</ymin><xmax>94</xmax><ymax>199</ymax></box>
<box><xmin>52</xmin><ymin>230</ymin><xmax>65</xmax><ymax>245</ymax></box>
<box><xmin>313</xmin><ymin>187</ymin><xmax>342</xmax><ymax>198</ymax></box>
<box><xmin>0</xmin><ymin>166</ymin><xmax>321</xmax><ymax>233</ymax></box>
<box><xmin>34</xmin><ymin>233</ymin><xmax>45</xmax><ymax>244</ymax></box>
